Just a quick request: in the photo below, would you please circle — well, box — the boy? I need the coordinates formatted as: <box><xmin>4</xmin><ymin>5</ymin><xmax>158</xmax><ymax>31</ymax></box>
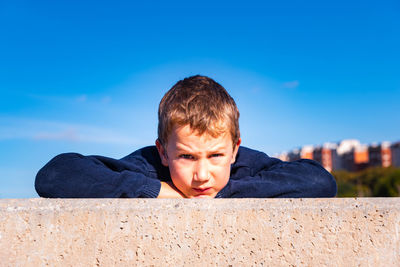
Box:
<box><xmin>35</xmin><ymin>75</ymin><xmax>337</xmax><ymax>198</ymax></box>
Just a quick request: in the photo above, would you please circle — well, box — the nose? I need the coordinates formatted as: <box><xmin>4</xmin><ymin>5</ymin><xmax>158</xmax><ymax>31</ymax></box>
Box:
<box><xmin>193</xmin><ymin>159</ymin><xmax>210</xmax><ymax>182</ymax></box>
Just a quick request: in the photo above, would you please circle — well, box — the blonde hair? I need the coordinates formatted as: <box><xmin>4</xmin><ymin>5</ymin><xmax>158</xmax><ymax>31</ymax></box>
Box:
<box><xmin>158</xmin><ymin>75</ymin><xmax>240</xmax><ymax>147</ymax></box>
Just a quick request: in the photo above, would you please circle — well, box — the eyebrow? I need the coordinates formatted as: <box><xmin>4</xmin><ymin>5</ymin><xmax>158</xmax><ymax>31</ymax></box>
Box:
<box><xmin>175</xmin><ymin>143</ymin><xmax>227</xmax><ymax>154</ymax></box>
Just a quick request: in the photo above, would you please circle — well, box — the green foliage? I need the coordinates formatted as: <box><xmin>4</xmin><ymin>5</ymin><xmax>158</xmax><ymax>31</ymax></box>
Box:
<box><xmin>332</xmin><ymin>167</ymin><xmax>400</xmax><ymax>197</ymax></box>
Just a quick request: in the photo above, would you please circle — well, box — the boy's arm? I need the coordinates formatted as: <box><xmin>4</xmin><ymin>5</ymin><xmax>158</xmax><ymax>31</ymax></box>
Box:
<box><xmin>216</xmin><ymin>147</ymin><xmax>337</xmax><ymax>198</ymax></box>
<box><xmin>35</xmin><ymin>153</ymin><xmax>162</xmax><ymax>198</ymax></box>
<box><xmin>157</xmin><ymin>182</ymin><xmax>185</xmax><ymax>198</ymax></box>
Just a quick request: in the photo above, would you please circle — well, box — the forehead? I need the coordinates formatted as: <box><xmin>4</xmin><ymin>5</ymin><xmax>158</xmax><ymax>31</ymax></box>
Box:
<box><xmin>167</xmin><ymin>125</ymin><xmax>232</xmax><ymax>151</ymax></box>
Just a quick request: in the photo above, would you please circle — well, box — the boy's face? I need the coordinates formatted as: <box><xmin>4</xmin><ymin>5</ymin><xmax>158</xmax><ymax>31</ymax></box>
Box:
<box><xmin>156</xmin><ymin>124</ymin><xmax>241</xmax><ymax>198</ymax></box>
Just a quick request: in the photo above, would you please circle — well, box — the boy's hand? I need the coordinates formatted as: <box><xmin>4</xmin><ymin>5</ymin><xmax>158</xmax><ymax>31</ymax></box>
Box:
<box><xmin>157</xmin><ymin>181</ymin><xmax>186</xmax><ymax>198</ymax></box>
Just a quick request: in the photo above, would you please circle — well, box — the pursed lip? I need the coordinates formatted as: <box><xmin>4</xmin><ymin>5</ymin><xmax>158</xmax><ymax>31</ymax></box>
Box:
<box><xmin>193</xmin><ymin>187</ymin><xmax>212</xmax><ymax>193</ymax></box>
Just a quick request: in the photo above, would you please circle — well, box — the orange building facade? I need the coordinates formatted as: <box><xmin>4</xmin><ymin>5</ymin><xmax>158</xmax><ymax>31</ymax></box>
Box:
<box><xmin>280</xmin><ymin>140</ymin><xmax>399</xmax><ymax>172</ymax></box>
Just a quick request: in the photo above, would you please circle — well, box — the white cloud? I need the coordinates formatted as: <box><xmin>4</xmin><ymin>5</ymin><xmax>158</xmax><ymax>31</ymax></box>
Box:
<box><xmin>101</xmin><ymin>96</ymin><xmax>112</xmax><ymax>104</ymax></box>
<box><xmin>0</xmin><ymin>116</ymin><xmax>142</xmax><ymax>145</ymax></box>
<box><xmin>76</xmin><ymin>95</ymin><xmax>88</xmax><ymax>102</ymax></box>
<box><xmin>282</xmin><ymin>80</ymin><xmax>299</xmax><ymax>89</ymax></box>
<box><xmin>27</xmin><ymin>93</ymin><xmax>111</xmax><ymax>105</ymax></box>
<box><xmin>34</xmin><ymin>128</ymin><xmax>80</xmax><ymax>141</ymax></box>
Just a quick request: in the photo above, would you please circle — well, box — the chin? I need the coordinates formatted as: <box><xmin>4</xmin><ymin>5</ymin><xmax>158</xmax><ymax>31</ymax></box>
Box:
<box><xmin>190</xmin><ymin>194</ymin><xmax>214</xmax><ymax>199</ymax></box>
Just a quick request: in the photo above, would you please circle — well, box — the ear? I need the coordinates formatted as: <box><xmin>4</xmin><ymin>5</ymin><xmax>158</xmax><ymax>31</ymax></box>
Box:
<box><xmin>156</xmin><ymin>139</ymin><xmax>169</xmax><ymax>167</ymax></box>
<box><xmin>231</xmin><ymin>138</ymin><xmax>241</xmax><ymax>164</ymax></box>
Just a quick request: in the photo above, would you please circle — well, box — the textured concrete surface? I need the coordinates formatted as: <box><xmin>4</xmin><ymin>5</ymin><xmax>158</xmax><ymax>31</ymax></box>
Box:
<box><xmin>0</xmin><ymin>198</ymin><xmax>399</xmax><ymax>266</ymax></box>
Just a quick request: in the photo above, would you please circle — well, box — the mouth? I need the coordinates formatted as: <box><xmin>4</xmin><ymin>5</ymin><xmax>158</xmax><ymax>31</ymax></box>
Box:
<box><xmin>193</xmin><ymin>187</ymin><xmax>212</xmax><ymax>193</ymax></box>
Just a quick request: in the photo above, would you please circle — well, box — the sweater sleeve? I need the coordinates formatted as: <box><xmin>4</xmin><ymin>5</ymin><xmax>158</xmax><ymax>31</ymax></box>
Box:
<box><xmin>216</xmin><ymin>147</ymin><xmax>337</xmax><ymax>198</ymax></box>
<box><xmin>35</xmin><ymin>152</ymin><xmax>161</xmax><ymax>198</ymax></box>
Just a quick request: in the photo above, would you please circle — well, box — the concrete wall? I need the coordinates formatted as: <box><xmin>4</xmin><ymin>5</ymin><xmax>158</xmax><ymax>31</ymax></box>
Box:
<box><xmin>0</xmin><ymin>198</ymin><xmax>399</xmax><ymax>266</ymax></box>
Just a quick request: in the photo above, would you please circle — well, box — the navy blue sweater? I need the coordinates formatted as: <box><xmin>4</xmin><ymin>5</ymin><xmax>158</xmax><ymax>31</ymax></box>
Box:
<box><xmin>35</xmin><ymin>146</ymin><xmax>337</xmax><ymax>198</ymax></box>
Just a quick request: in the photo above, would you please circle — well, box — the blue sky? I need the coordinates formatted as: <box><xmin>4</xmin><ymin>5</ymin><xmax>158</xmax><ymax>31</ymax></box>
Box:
<box><xmin>1</xmin><ymin>0</ymin><xmax>399</xmax><ymax>198</ymax></box>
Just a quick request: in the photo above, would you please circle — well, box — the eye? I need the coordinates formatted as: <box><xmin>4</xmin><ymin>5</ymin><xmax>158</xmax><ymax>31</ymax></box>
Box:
<box><xmin>210</xmin><ymin>153</ymin><xmax>223</xmax><ymax>158</ymax></box>
<box><xmin>179</xmin><ymin>154</ymin><xmax>194</xmax><ymax>160</ymax></box>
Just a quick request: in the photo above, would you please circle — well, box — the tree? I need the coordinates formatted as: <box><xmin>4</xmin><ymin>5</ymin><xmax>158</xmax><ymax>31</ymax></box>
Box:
<box><xmin>332</xmin><ymin>167</ymin><xmax>400</xmax><ymax>197</ymax></box>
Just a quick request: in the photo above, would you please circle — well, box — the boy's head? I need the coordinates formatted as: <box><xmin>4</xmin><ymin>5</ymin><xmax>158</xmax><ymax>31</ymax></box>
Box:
<box><xmin>157</xmin><ymin>75</ymin><xmax>240</xmax><ymax>147</ymax></box>
<box><xmin>156</xmin><ymin>75</ymin><xmax>241</xmax><ymax>198</ymax></box>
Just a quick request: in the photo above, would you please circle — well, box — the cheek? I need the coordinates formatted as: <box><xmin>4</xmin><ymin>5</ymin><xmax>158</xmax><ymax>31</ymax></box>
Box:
<box><xmin>214</xmin><ymin>162</ymin><xmax>232</xmax><ymax>181</ymax></box>
<box><xmin>169</xmin><ymin>161</ymin><xmax>192</xmax><ymax>184</ymax></box>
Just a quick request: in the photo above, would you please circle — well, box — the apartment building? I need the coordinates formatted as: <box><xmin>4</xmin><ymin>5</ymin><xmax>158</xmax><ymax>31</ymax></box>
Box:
<box><xmin>288</xmin><ymin>148</ymin><xmax>301</xmax><ymax>162</ymax></box>
<box><xmin>336</xmin><ymin>140</ymin><xmax>361</xmax><ymax>171</ymax></box>
<box><xmin>301</xmin><ymin>145</ymin><xmax>314</xmax><ymax>160</ymax></box>
<box><xmin>279</xmin><ymin>139</ymin><xmax>399</xmax><ymax>172</ymax></box>
<box><xmin>368</xmin><ymin>142</ymin><xmax>392</xmax><ymax>168</ymax></box>
<box><xmin>313</xmin><ymin>143</ymin><xmax>339</xmax><ymax>172</ymax></box>
<box><xmin>381</xmin><ymin>142</ymin><xmax>392</xmax><ymax>168</ymax></box>
<box><xmin>391</xmin><ymin>142</ymin><xmax>400</xmax><ymax>167</ymax></box>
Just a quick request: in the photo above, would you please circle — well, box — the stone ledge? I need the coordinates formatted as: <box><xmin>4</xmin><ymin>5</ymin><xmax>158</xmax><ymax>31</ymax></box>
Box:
<box><xmin>1</xmin><ymin>198</ymin><xmax>399</xmax><ymax>266</ymax></box>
